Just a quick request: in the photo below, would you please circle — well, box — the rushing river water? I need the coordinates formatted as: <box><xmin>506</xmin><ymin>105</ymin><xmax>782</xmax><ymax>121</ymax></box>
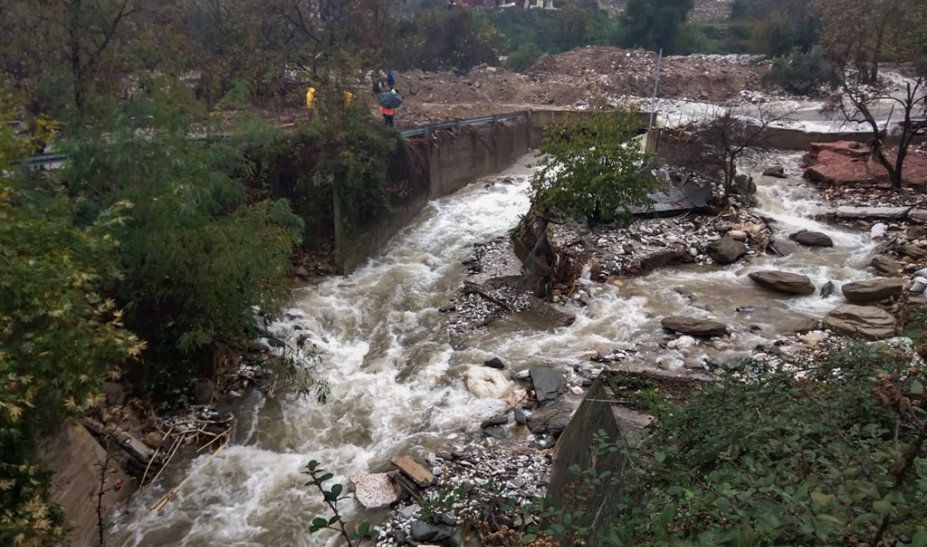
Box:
<box><xmin>111</xmin><ymin>152</ymin><xmax>880</xmax><ymax>546</ymax></box>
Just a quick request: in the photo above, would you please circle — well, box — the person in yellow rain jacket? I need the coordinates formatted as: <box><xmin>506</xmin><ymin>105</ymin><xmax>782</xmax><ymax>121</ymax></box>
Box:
<box><xmin>306</xmin><ymin>87</ymin><xmax>316</xmax><ymax>111</ymax></box>
<box><xmin>343</xmin><ymin>90</ymin><xmax>355</xmax><ymax>109</ymax></box>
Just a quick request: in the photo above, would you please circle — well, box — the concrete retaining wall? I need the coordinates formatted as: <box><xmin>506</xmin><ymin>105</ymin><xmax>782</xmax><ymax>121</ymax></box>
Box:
<box><xmin>336</xmin><ymin>109</ymin><xmax>653</xmax><ymax>272</ymax></box>
<box><xmin>337</xmin><ymin>118</ymin><xmax>532</xmax><ymax>272</ymax></box>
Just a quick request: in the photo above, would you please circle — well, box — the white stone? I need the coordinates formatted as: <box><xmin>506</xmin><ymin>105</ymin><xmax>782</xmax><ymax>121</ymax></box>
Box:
<box><xmin>675</xmin><ymin>335</ymin><xmax>697</xmax><ymax>350</ymax></box>
<box><xmin>800</xmin><ymin>331</ymin><xmax>826</xmax><ymax>347</ymax></box>
<box><xmin>463</xmin><ymin>367</ymin><xmax>512</xmax><ymax>399</ymax></box>
<box><xmin>910</xmin><ymin>277</ymin><xmax>927</xmax><ymax>293</ymax></box>
<box><xmin>870</xmin><ymin>223</ymin><xmax>888</xmax><ymax>239</ymax></box>
<box><xmin>350</xmin><ymin>473</ymin><xmax>399</xmax><ymax>509</ymax></box>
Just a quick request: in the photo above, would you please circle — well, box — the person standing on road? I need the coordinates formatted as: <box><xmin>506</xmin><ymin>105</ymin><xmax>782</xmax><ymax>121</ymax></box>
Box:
<box><xmin>381</xmin><ymin>104</ymin><xmax>395</xmax><ymax>126</ymax></box>
<box><xmin>380</xmin><ymin>87</ymin><xmax>400</xmax><ymax>126</ymax></box>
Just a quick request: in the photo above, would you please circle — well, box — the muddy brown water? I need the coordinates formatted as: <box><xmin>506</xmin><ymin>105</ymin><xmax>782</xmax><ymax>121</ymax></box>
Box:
<box><xmin>110</xmin><ymin>152</ymin><xmax>878</xmax><ymax>546</ymax></box>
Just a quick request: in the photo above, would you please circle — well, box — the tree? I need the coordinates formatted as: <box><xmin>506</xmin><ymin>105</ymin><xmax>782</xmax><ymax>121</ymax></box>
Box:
<box><xmin>828</xmin><ymin>73</ymin><xmax>927</xmax><ymax>190</ymax></box>
<box><xmin>0</xmin><ymin>96</ymin><xmax>144</xmax><ymax>546</ymax></box>
<box><xmin>813</xmin><ymin>0</ymin><xmax>922</xmax><ymax>83</ymax></box>
<box><xmin>688</xmin><ymin>105</ymin><xmax>794</xmax><ymax>199</ymax></box>
<box><xmin>62</xmin><ymin>102</ymin><xmax>304</xmax><ymax>404</ymax></box>
<box><xmin>0</xmin><ymin>0</ymin><xmax>141</xmax><ymax>116</ymax></box>
<box><xmin>531</xmin><ymin>107</ymin><xmax>658</xmax><ymax>224</ymax></box>
<box><xmin>618</xmin><ymin>0</ymin><xmax>694</xmax><ymax>52</ymax></box>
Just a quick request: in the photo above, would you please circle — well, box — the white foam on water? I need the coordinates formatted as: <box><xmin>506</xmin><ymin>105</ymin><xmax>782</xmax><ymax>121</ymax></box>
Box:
<box><xmin>113</xmin><ymin>149</ymin><xmax>879</xmax><ymax>545</ymax></box>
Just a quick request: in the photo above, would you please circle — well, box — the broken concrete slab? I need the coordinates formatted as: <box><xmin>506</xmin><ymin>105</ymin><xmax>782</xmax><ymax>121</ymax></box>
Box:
<box><xmin>630</xmin><ymin>179</ymin><xmax>713</xmax><ymax>216</ymax></box>
<box><xmin>835</xmin><ymin>206</ymin><xmax>911</xmax><ymax>220</ymax></box>
<box><xmin>391</xmin><ymin>456</ymin><xmax>435</xmax><ymax>487</ymax></box>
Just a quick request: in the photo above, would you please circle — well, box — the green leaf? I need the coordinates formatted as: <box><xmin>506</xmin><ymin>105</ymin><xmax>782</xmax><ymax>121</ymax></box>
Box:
<box><xmin>911</xmin><ymin>378</ymin><xmax>924</xmax><ymax>394</ymax></box>
<box><xmin>331</xmin><ymin>483</ymin><xmax>343</xmax><ymax>497</ymax></box>
<box><xmin>873</xmin><ymin>499</ymin><xmax>892</xmax><ymax>516</ymax></box>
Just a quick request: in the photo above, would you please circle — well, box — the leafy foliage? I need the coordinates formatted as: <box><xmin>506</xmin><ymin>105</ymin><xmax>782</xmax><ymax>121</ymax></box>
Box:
<box><xmin>61</xmin><ymin>101</ymin><xmax>304</xmax><ymax>406</ymax></box>
<box><xmin>0</xmin><ymin>99</ymin><xmax>142</xmax><ymax>546</ymax></box>
<box><xmin>618</xmin><ymin>0</ymin><xmax>694</xmax><ymax>52</ymax></box>
<box><xmin>762</xmin><ymin>48</ymin><xmax>838</xmax><ymax>96</ymax></box>
<box><xmin>393</xmin><ymin>7</ymin><xmax>505</xmax><ymax>72</ymax></box>
<box><xmin>304</xmin><ymin>460</ymin><xmax>378</xmax><ymax>546</ymax></box>
<box><xmin>530</xmin><ymin>107</ymin><xmax>658</xmax><ymax>225</ymax></box>
<box><xmin>604</xmin><ymin>343</ymin><xmax>927</xmax><ymax>545</ymax></box>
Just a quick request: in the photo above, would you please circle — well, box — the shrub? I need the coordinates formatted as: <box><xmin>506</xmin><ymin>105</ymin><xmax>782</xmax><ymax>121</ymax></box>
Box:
<box><xmin>530</xmin><ymin>107</ymin><xmax>658</xmax><ymax>225</ymax></box>
<box><xmin>1</xmin><ymin>100</ymin><xmax>143</xmax><ymax>545</ymax></box>
<box><xmin>62</xmin><ymin>102</ymin><xmax>304</xmax><ymax>406</ymax></box>
<box><xmin>762</xmin><ymin>47</ymin><xmax>839</xmax><ymax>96</ymax></box>
<box><xmin>604</xmin><ymin>342</ymin><xmax>927</xmax><ymax>545</ymax></box>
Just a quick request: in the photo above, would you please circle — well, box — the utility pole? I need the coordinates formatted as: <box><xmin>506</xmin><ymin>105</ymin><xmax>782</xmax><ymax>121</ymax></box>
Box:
<box><xmin>648</xmin><ymin>48</ymin><xmax>663</xmax><ymax>131</ymax></box>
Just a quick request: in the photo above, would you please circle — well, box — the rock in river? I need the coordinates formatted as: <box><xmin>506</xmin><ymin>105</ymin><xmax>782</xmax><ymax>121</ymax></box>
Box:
<box><xmin>350</xmin><ymin>473</ymin><xmax>399</xmax><ymax>509</ymax></box>
<box><xmin>529</xmin><ymin>368</ymin><xmax>564</xmax><ymax>405</ymax></box>
<box><xmin>841</xmin><ymin>277</ymin><xmax>904</xmax><ymax>304</ymax></box>
<box><xmin>748</xmin><ymin>271</ymin><xmax>815</xmax><ymax>295</ymax></box>
<box><xmin>706</xmin><ymin>238</ymin><xmax>747</xmax><ymax>264</ymax></box>
<box><xmin>871</xmin><ymin>255</ymin><xmax>902</xmax><ymax>276</ymax></box>
<box><xmin>661</xmin><ymin>316</ymin><xmax>728</xmax><ymax>337</ymax></box>
<box><xmin>790</xmin><ymin>230</ymin><xmax>833</xmax><ymax>248</ymax></box>
<box><xmin>762</xmin><ymin>165</ymin><xmax>787</xmax><ymax>178</ymax></box>
<box><xmin>824</xmin><ymin>305</ymin><xmax>897</xmax><ymax>339</ymax></box>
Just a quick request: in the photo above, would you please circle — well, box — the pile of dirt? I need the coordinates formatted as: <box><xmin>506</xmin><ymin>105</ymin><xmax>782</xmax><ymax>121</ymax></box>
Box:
<box><xmin>526</xmin><ymin>47</ymin><xmax>770</xmax><ymax>102</ymax></box>
<box><xmin>386</xmin><ymin>46</ymin><xmax>772</xmax><ymax>126</ymax></box>
<box><xmin>263</xmin><ymin>46</ymin><xmax>774</xmax><ymax>128</ymax></box>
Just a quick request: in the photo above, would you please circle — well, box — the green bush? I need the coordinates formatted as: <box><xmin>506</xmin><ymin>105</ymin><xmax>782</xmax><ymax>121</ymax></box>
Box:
<box><xmin>504</xmin><ymin>43</ymin><xmax>542</xmax><ymax>73</ymax></box>
<box><xmin>604</xmin><ymin>343</ymin><xmax>927</xmax><ymax>545</ymax></box>
<box><xmin>531</xmin><ymin>107</ymin><xmax>658</xmax><ymax>225</ymax></box>
<box><xmin>62</xmin><ymin>102</ymin><xmax>304</xmax><ymax>406</ymax></box>
<box><xmin>762</xmin><ymin>48</ymin><xmax>838</xmax><ymax>96</ymax></box>
<box><xmin>0</xmin><ymin>102</ymin><xmax>142</xmax><ymax>545</ymax></box>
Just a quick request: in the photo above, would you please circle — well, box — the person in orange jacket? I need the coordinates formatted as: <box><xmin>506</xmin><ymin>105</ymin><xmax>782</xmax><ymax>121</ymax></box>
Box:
<box><xmin>380</xmin><ymin>88</ymin><xmax>399</xmax><ymax>126</ymax></box>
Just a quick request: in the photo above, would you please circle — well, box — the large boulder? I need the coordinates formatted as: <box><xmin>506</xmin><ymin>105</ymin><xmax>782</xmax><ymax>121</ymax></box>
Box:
<box><xmin>769</xmin><ymin>237</ymin><xmax>800</xmax><ymax>257</ymax></box>
<box><xmin>841</xmin><ymin>277</ymin><xmax>904</xmax><ymax>304</ymax></box>
<box><xmin>871</xmin><ymin>255</ymin><xmax>902</xmax><ymax>275</ymax></box>
<box><xmin>762</xmin><ymin>165</ymin><xmax>787</xmax><ymax>178</ymax></box>
<box><xmin>529</xmin><ymin>368</ymin><xmax>564</xmax><ymax>405</ymax></box>
<box><xmin>749</xmin><ymin>271</ymin><xmax>815</xmax><ymax>295</ymax></box>
<box><xmin>527</xmin><ymin>398</ymin><xmax>575</xmax><ymax>437</ymax></box>
<box><xmin>463</xmin><ymin>367</ymin><xmax>527</xmax><ymax>407</ymax></box>
<box><xmin>897</xmin><ymin>244</ymin><xmax>927</xmax><ymax>261</ymax></box>
<box><xmin>661</xmin><ymin>316</ymin><xmax>728</xmax><ymax>337</ymax></box>
<box><xmin>706</xmin><ymin>238</ymin><xmax>747</xmax><ymax>265</ymax></box>
<box><xmin>824</xmin><ymin>305</ymin><xmax>897</xmax><ymax>339</ymax></box>
<box><xmin>790</xmin><ymin>230</ymin><xmax>834</xmax><ymax>248</ymax></box>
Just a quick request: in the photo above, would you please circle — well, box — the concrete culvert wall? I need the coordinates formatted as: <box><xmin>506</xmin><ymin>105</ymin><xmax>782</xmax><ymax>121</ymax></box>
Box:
<box><xmin>337</xmin><ymin>118</ymin><xmax>532</xmax><ymax>272</ymax></box>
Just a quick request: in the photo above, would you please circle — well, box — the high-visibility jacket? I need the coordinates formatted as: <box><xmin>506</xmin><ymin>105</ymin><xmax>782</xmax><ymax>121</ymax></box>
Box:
<box><xmin>380</xmin><ymin>106</ymin><xmax>395</xmax><ymax>116</ymax></box>
<box><xmin>306</xmin><ymin>87</ymin><xmax>316</xmax><ymax>110</ymax></box>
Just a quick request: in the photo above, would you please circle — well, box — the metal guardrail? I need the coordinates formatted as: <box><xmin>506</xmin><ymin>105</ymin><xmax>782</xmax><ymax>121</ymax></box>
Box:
<box><xmin>400</xmin><ymin>111</ymin><xmax>529</xmax><ymax>138</ymax></box>
<box><xmin>17</xmin><ymin>111</ymin><xmax>532</xmax><ymax>169</ymax></box>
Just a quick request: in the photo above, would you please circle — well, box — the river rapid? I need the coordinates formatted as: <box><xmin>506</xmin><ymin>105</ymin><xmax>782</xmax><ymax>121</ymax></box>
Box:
<box><xmin>111</xmin><ymin>152</ymin><xmax>880</xmax><ymax>546</ymax></box>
